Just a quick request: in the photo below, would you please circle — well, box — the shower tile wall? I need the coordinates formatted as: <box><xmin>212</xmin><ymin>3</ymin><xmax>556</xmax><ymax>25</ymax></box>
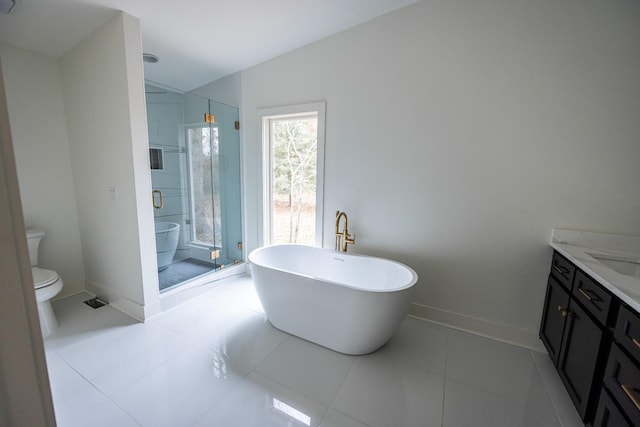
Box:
<box><xmin>146</xmin><ymin>84</ymin><xmax>190</xmax><ymax>262</ymax></box>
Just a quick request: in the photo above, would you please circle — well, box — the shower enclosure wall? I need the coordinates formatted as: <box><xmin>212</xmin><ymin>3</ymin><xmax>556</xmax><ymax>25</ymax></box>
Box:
<box><xmin>145</xmin><ymin>83</ymin><xmax>242</xmax><ymax>292</ymax></box>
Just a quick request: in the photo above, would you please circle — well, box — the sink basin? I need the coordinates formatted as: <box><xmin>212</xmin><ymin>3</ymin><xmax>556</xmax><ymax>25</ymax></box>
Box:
<box><xmin>587</xmin><ymin>252</ymin><xmax>640</xmax><ymax>280</ymax></box>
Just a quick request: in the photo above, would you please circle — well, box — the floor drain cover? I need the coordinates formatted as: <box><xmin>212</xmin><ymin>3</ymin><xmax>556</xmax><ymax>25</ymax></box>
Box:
<box><xmin>84</xmin><ymin>298</ymin><xmax>107</xmax><ymax>309</ymax></box>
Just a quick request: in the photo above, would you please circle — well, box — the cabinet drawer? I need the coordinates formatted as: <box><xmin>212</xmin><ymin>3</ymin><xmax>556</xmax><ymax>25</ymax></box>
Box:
<box><xmin>573</xmin><ymin>270</ymin><xmax>614</xmax><ymax>326</ymax></box>
<box><xmin>593</xmin><ymin>388</ymin><xmax>633</xmax><ymax>427</ymax></box>
<box><xmin>550</xmin><ymin>251</ymin><xmax>576</xmax><ymax>291</ymax></box>
<box><xmin>603</xmin><ymin>344</ymin><xmax>640</xmax><ymax>426</ymax></box>
<box><xmin>615</xmin><ymin>305</ymin><xmax>640</xmax><ymax>362</ymax></box>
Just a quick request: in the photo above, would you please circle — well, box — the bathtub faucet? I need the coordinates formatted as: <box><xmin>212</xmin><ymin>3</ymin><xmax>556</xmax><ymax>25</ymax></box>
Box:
<box><xmin>335</xmin><ymin>210</ymin><xmax>355</xmax><ymax>252</ymax></box>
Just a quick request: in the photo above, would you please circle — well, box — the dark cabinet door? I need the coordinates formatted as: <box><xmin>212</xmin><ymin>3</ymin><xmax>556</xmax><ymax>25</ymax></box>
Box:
<box><xmin>593</xmin><ymin>388</ymin><xmax>633</xmax><ymax>427</ymax></box>
<box><xmin>558</xmin><ymin>300</ymin><xmax>607</xmax><ymax>421</ymax></box>
<box><xmin>540</xmin><ymin>276</ymin><xmax>571</xmax><ymax>365</ymax></box>
<box><xmin>602</xmin><ymin>344</ymin><xmax>640</xmax><ymax>426</ymax></box>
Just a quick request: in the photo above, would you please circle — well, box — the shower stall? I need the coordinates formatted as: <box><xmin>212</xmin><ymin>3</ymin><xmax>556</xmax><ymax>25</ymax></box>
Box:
<box><xmin>145</xmin><ymin>83</ymin><xmax>242</xmax><ymax>292</ymax></box>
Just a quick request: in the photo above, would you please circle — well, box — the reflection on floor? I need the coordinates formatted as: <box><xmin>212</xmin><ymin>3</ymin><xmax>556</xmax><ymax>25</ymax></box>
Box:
<box><xmin>158</xmin><ymin>258</ymin><xmax>217</xmax><ymax>291</ymax></box>
<box><xmin>44</xmin><ymin>274</ymin><xmax>583</xmax><ymax>427</ymax></box>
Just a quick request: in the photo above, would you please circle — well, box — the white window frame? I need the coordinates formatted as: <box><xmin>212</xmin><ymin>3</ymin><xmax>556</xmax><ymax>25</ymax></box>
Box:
<box><xmin>259</xmin><ymin>101</ymin><xmax>326</xmax><ymax>247</ymax></box>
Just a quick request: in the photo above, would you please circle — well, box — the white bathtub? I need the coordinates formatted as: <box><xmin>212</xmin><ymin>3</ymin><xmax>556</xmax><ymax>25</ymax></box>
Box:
<box><xmin>155</xmin><ymin>221</ymin><xmax>180</xmax><ymax>271</ymax></box>
<box><xmin>248</xmin><ymin>244</ymin><xmax>418</xmax><ymax>355</ymax></box>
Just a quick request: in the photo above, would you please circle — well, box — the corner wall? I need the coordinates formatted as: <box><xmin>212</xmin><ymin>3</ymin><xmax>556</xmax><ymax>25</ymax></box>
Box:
<box><xmin>240</xmin><ymin>0</ymin><xmax>640</xmax><ymax>348</ymax></box>
<box><xmin>60</xmin><ymin>12</ymin><xmax>158</xmax><ymax>319</ymax></box>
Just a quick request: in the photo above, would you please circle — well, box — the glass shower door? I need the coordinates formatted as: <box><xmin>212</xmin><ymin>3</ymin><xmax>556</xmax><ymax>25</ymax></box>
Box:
<box><xmin>147</xmin><ymin>84</ymin><xmax>242</xmax><ymax>292</ymax></box>
<box><xmin>185</xmin><ymin>122</ymin><xmax>222</xmax><ymax>265</ymax></box>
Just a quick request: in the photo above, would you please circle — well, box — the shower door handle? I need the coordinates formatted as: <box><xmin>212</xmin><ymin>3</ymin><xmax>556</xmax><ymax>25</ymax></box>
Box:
<box><xmin>152</xmin><ymin>190</ymin><xmax>163</xmax><ymax>209</ymax></box>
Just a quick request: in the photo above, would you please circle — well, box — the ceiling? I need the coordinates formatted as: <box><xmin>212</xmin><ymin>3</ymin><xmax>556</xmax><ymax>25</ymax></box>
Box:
<box><xmin>0</xmin><ymin>0</ymin><xmax>418</xmax><ymax>92</ymax></box>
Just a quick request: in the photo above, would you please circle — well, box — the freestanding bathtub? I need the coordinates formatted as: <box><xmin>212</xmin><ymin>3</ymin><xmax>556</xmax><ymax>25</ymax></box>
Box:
<box><xmin>248</xmin><ymin>244</ymin><xmax>418</xmax><ymax>355</ymax></box>
<box><xmin>155</xmin><ymin>221</ymin><xmax>180</xmax><ymax>271</ymax></box>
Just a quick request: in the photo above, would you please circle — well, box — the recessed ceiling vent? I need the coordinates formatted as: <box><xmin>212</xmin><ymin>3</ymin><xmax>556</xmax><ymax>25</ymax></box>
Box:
<box><xmin>143</xmin><ymin>53</ymin><xmax>159</xmax><ymax>64</ymax></box>
<box><xmin>0</xmin><ymin>0</ymin><xmax>16</xmax><ymax>15</ymax></box>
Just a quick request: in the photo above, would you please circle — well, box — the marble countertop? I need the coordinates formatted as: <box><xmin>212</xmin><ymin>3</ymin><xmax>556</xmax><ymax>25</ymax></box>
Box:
<box><xmin>550</xmin><ymin>229</ymin><xmax>640</xmax><ymax>313</ymax></box>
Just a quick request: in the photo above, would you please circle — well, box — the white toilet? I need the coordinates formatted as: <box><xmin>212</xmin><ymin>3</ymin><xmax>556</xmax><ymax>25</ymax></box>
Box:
<box><xmin>26</xmin><ymin>229</ymin><xmax>64</xmax><ymax>337</ymax></box>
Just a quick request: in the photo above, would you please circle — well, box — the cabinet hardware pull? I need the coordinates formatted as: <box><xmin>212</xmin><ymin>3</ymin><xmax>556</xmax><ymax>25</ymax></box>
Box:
<box><xmin>621</xmin><ymin>384</ymin><xmax>640</xmax><ymax>412</ymax></box>
<box><xmin>578</xmin><ymin>288</ymin><xmax>593</xmax><ymax>301</ymax></box>
<box><xmin>553</xmin><ymin>264</ymin><xmax>569</xmax><ymax>276</ymax></box>
<box><xmin>632</xmin><ymin>338</ymin><xmax>640</xmax><ymax>349</ymax></box>
<box><xmin>557</xmin><ymin>305</ymin><xmax>569</xmax><ymax>318</ymax></box>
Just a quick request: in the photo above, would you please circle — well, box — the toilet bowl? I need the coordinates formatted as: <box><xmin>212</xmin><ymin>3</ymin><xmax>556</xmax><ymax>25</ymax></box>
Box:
<box><xmin>26</xmin><ymin>229</ymin><xmax>64</xmax><ymax>337</ymax></box>
<box><xmin>32</xmin><ymin>266</ymin><xmax>64</xmax><ymax>336</ymax></box>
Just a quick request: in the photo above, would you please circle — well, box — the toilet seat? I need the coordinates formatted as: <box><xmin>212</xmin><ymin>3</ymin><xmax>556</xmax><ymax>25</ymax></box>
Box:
<box><xmin>32</xmin><ymin>267</ymin><xmax>59</xmax><ymax>289</ymax></box>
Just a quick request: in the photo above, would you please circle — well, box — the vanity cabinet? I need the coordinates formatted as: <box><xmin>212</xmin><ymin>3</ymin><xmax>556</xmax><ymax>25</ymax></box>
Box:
<box><xmin>539</xmin><ymin>251</ymin><xmax>615</xmax><ymax>423</ymax></box>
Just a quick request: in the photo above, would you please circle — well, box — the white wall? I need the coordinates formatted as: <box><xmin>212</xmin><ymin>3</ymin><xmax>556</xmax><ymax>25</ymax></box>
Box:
<box><xmin>60</xmin><ymin>12</ymin><xmax>158</xmax><ymax>319</ymax></box>
<box><xmin>241</xmin><ymin>0</ymin><xmax>640</xmax><ymax>347</ymax></box>
<box><xmin>192</xmin><ymin>72</ymin><xmax>242</xmax><ymax>108</ymax></box>
<box><xmin>0</xmin><ymin>42</ymin><xmax>85</xmax><ymax>298</ymax></box>
<box><xmin>0</xmin><ymin>55</ymin><xmax>56</xmax><ymax>427</ymax></box>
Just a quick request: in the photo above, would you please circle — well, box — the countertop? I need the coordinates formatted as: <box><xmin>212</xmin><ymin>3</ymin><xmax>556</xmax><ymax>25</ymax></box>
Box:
<box><xmin>550</xmin><ymin>229</ymin><xmax>640</xmax><ymax>313</ymax></box>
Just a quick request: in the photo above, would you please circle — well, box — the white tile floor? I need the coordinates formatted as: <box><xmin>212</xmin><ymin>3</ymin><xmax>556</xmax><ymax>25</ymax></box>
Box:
<box><xmin>44</xmin><ymin>274</ymin><xmax>583</xmax><ymax>427</ymax></box>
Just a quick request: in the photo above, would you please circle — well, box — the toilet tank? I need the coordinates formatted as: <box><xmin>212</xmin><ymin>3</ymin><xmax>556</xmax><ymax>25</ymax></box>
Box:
<box><xmin>26</xmin><ymin>229</ymin><xmax>45</xmax><ymax>267</ymax></box>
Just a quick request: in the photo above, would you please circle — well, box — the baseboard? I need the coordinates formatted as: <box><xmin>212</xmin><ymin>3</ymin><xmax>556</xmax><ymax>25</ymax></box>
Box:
<box><xmin>85</xmin><ymin>279</ymin><xmax>146</xmax><ymax>322</ymax></box>
<box><xmin>85</xmin><ymin>264</ymin><xmax>248</xmax><ymax>322</ymax></box>
<box><xmin>409</xmin><ymin>302</ymin><xmax>546</xmax><ymax>352</ymax></box>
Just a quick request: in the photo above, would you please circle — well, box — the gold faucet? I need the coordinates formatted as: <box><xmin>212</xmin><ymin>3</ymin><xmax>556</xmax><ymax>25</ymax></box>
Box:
<box><xmin>335</xmin><ymin>210</ymin><xmax>355</xmax><ymax>252</ymax></box>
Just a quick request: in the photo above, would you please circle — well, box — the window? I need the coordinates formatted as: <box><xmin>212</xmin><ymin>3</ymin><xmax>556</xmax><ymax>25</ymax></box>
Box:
<box><xmin>261</xmin><ymin>102</ymin><xmax>326</xmax><ymax>246</ymax></box>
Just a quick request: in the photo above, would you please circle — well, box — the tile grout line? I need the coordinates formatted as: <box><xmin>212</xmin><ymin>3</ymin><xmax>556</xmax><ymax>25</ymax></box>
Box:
<box><xmin>440</xmin><ymin>327</ymin><xmax>450</xmax><ymax>427</ymax></box>
<box><xmin>320</xmin><ymin>353</ymin><xmax>360</xmax><ymax>426</ymax></box>
<box><xmin>529</xmin><ymin>349</ymin><xmax>569</xmax><ymax>427</ymax></box>
<box><xmin>251</xmin><ymin>334</ymin><xmax>363</xmax><ymax>426</ymax></box>
<box><xmin>48</xmin><ymin>348</ymin><xmax>143</xmax><ymax>426</ymax></box>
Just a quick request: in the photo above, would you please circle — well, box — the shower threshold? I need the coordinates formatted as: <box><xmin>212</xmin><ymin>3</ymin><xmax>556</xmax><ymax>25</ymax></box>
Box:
<box><xmin>158</xmin><ymin>258</ymin><xmax>222</xmax><ymax>292</ymax></box>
